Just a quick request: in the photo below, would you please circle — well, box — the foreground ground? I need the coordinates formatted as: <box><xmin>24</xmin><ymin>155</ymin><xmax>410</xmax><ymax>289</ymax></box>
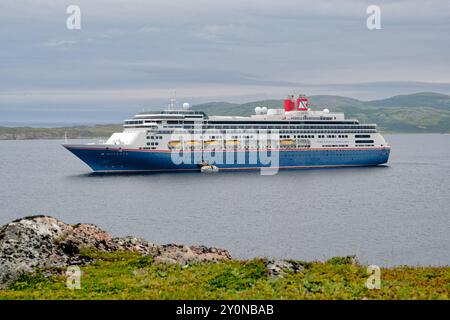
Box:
<box><xmin>1</xmin><ymin>251</ymin><xmax>448</xmax><ymax>300</ymax></box>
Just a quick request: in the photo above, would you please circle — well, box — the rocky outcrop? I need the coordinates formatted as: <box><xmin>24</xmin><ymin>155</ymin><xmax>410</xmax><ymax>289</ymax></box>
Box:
<box><xmin>111</xmin><ymin>236</ymin><xmax>159</xmax><ymax>256</ymax></box>
<box><xmin>0</xmin><ymin>215</ymin><xmax>231</xmax><ymax>289</ymax></box>
<box><xmin>264</xmin><ymin>259</ymin><xmax>306</xmax><ymax>277</ymax></box>
<box><xmin>154</xmin><ymin>244</ymin><xmax>232</xmax><ymax>265</ymax></box>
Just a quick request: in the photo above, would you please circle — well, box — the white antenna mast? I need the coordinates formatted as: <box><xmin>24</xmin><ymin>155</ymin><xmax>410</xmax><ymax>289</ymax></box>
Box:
<box><xmin>167</xmin><ymin>91</ymin><xmax>177</xmax><ymax>110</ymax></box>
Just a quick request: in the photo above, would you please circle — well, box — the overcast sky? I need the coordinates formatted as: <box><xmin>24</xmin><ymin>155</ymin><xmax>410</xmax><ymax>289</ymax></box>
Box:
<box><xmin>1</xmin><ymin>0</ymin><xmax>450</xmax><ymax>124</ymax></box>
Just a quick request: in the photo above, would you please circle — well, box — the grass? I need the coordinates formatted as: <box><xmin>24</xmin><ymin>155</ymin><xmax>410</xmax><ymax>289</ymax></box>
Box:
<box><xmin>0</xmin><ymin>250</ymin><xmax>448</xmax><ymax>300</ymax></box>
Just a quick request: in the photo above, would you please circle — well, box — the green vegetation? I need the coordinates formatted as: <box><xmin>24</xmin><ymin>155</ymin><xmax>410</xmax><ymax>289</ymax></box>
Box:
<box><xmin>0</xmin><ymin>124</ymin><xmax>122</xmax><ymax>140</ymax></box>
<box><xmin>1</xmin><ymin>250</ymin><xmax>448</xmax><ymax>300</ymax></box>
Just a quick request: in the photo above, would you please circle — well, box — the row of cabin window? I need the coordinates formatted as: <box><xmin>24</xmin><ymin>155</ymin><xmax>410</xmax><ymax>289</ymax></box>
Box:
<box><xmin>147</xmin><ymin>142</ymin><xmax>159</xmax><ymax>146</ymax></box>
<box><xmin>318</xmin><ymin>134</ymin><xmax>349</xmax><ymax>138</ymax></box>
<box><xmin>322</xmin><ymin>145</ymin><xmax>349</xmax><ymax>147</ymax></box>
<box><xmin>162</xmin><ymin>126</ymin><xmax>377</xmax><ymax>131</ymax></box>
<box><xmin>146</xmin><ymin>133</ymin><xmax>367</xmax><ymax>140</ymax></box>
<box><xmin>149</xmin><ymin>131</ymin><xmax>173</xmax><ymax>134</ymax></box>
<box><xmin>167</xmin><ymin>124</ymin><xmax>377</xmax><ymax>129</ymax></box>
<box><xmin>169</xmin><ymin>130</ymin><xmax>376</xmax><ymax>135</ymax></box>
<box><xmin>280</xmin><ymin>134</ymin><xmax>315</xmax><ymax>139</ymax></box>
<box><xmin>230</xmin><ymin>135</ymin><xmax>255</xmax><ymax>139</ymax></box>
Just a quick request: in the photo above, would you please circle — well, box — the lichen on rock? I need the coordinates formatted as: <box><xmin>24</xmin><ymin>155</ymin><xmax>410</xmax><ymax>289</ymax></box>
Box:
<box><xmin>0</xmin><ymin>215</ymin><xmax>232</xmax><ymax>289</ymax></box>
<box><xmin>264</xmin><ymin>259</ymin><xmax>306</xmax><ymax>277</ymax></box>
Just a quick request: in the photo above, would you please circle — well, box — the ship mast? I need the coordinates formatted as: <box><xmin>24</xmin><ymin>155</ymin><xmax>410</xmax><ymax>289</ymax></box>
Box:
<box><xmin>167</xmin><ymin>91</ymin><xmax>177</xmax><ymax>110</ymax></box>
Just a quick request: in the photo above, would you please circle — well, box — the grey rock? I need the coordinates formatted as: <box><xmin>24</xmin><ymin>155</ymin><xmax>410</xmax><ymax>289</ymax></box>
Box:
<box><xmin>0</xmin><ymin>216</ymin><xmax>70</xmax><ymax>289</ymax></box>
<box><xmin>154</xmin><ymin>244</ymin><xmax>231</xmax><ymax>265</ymax></box>
<box><xmin>112</xmin><ymin>236</ymin><xmax>159</xmax><ymax>256</ymax></box>
<box><xmin>0</xmin><ymin>215</ymin><xmax>232</xmax><ymax>289</ymax></box>
<box><xmin>265</xmin><ymin>259</ymin><xmax>305</xmax><ymax>277</ymax></box>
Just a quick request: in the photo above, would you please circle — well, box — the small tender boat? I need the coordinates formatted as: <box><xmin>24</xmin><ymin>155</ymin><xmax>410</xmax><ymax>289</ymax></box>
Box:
<box><xmin>200</xmin><ymin>165</ymin><xmax>219</xmax><ymax>173</ymax></box>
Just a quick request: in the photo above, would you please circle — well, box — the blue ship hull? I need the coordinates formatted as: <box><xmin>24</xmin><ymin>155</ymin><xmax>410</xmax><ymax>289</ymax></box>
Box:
<box><xmin>64</xmin><ymin>145</ymin><xmax>390</xmax><ymax>172</ymax></box>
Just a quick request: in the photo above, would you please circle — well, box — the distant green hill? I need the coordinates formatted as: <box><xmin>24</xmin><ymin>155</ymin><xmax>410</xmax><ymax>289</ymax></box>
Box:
<box><xmin>0</xmin><ymin>124</ymin><xmax>122</xmax><ymax>140</ymax></box>
<box><xmin>367</xmin><ymin>92</ymin><xmax>450</xmax><ymax>109</ymax></box>
<box><xmin>193</xmin><ymin>92</ymin><xmax>450</xmax><ymax>133</ymax></box>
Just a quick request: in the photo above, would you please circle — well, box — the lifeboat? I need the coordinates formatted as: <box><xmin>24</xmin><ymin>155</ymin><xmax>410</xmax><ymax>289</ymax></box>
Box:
<box><xmin>280</xmin><ymin>139</ymin><xmax>295</xmax><ymax>146</ymax></box>
<box><xmin>168</xmin><ymin>140</ymin><xmax>181</xmax><ymax>148</ymax></box>
<box><xmin>225</xmin><ymin>139</ymin><xmax>240</xmax><ymax>146</ymax></box>
<box><xmin>204</xmin><ymin>140</ymin><xmax>219</xmax><ymax>146</ymax></box>
<box><xmin>185</xmin><ymin>140</ymin><xmax>200</xmax><ymax>146</ymax></box>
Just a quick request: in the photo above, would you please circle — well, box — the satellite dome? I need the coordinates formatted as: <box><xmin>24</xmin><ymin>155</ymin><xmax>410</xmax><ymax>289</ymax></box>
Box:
<box><xmin>255</xmin><ymin>107</ymin><xmax>262</xmax><ymax>114</ymax></box>
<box><xmin>182</xmin><ymin>102</ymin><xmax>190</xmax><ymax>110</ymax></box>
<box><xmin>261</xmin><ymin>107</ymin><xmax>268</xmax><ymax>114</ymax></box>
<box><xmin>323</xmin><ymin>108</ymin><xmax>330</xmax><ymax>113</ymax></box>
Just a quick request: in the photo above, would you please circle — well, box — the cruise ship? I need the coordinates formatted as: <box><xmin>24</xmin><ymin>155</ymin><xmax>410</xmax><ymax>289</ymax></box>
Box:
<box><xmin>64</xmin><ymin>94</ymin><xmax>390</xmax><ymax>173</ymax></box>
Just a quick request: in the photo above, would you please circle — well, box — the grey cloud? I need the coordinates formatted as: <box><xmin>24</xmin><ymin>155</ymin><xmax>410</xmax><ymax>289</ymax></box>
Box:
<box><xmin>1</xmin><ymin>0</ymin><xmax>450</xmax><ymax>124</ymax></box>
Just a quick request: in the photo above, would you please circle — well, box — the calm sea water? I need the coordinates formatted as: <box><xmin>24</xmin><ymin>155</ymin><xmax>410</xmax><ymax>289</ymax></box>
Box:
<box><xmin>0</xmin><ymin>134</ymin><xmax>449</xmax><ymax>266</ymax></box>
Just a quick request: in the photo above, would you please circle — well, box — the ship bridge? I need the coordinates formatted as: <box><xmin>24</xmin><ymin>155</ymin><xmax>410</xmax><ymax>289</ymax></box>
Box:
<box><xmin>123</xmin><ymin>110</ymin><xmax>207</xmax><ymax>128</ymax></box>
